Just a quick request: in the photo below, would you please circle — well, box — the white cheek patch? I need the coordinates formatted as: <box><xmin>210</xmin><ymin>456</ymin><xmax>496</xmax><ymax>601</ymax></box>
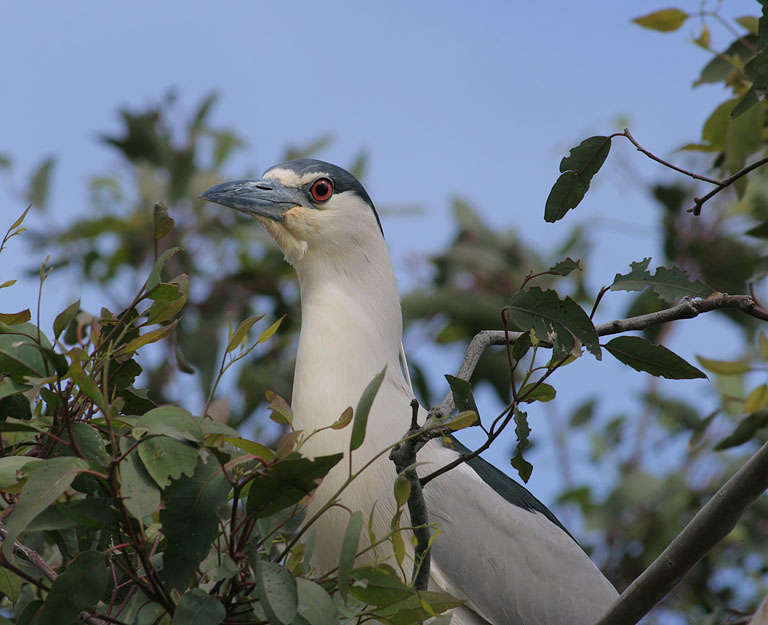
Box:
<box><xmin>263</xmin><ymin>168</ymin><xmax>330</xmax><ymax>188</ymax></box>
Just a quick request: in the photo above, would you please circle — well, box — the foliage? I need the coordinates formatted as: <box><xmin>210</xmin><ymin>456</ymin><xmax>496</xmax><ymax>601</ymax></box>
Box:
<box><xmin>1</xmin><ymin>2</ymin><xmax>768</xmax><ymax>623</ymax></box>
<box><xmin>0</xmin><ymin>209</ymin><xmax>458</xmax><ymax>624</ymax></box>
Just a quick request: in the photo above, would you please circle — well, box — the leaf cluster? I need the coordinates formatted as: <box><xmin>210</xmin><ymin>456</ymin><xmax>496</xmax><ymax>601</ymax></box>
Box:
<box><xmin>0</xmin><ymin>214</ymin><xmax>458</xmax><ymax>625</ymax></box>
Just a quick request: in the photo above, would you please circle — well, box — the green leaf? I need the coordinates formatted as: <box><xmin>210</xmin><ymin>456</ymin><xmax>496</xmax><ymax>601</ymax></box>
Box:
<box><xmin>161</xmin><ymin>456</ymin><xmax>230</xmax><ymax>590</ymax></box>
<box><xmin>146</xmin><ymin>274</ymin><xmax>189</xmax><ymax>324</ymax></box>
<box><xmin>547</xmin><ymin>257</ymin><xmax>582</xmax><ymax>276</ymax></box>
<box><xmin>137</xmin><ymin>436</ymin><xmax>200</xmax><ymax>489</ymax></box>
<box><xmin>265</xmin><ymin>390</ymin><xmax>293</xmax><ymax>426</ymax></box>
<box><xmin>760</xmin><ymin>332</ymin><xmax>768</xmax><ymax>360</ymax></box>
<box><xmin>119</xmin><ymin>438</ymin><xmax>161</xmax><ymax>520</ymax></box>
<box><xmin>153</xmin><ymin>201</ymin><xmax>175</xmax><ymax>241</ymax></box>
<box><xmin>26</xmin><ymin>157</ymin><xmax>55</xmax><ymax>210</ymax></box>
<box><xmin>519</xmin><ymin>382</ymin><xmax>557</xmax><ymax>402</ymax></box>
<box><xmin>0</xmin><ymin>375</ymin><xmax>31</xmax><ymax>401</ymax></box>
<box><xmin>331</xmin><ymin>406</ymin><xmax>353</xmax><ymax>429</ymax></box>
<box><xmin>714</xmin><ymin>411</ymin><xmax>768</xmax><ymax>450</ymax></box>
<box><xmin>731</xmin><ymin>46</ymin><xmax>768</xmax><ymax>119</ymax></box>
<box><xmin>245</xmin><ymin>453</ymin><xmax>342</xmax><ymax>519</ymax></box>
<box><xmin>391</xmin><ymin>510</ymin><xmax>405</xmax><ymax>566</ymax></box>
<box><xmin>505</xmin><ymin>287</ymin><xmax>601</xmax><ymax>360</ymax></box>
<box><xmin>394</xmin><ymin>475</ymin><xmax>411</xmax><ymax>508</ymax></box>
<box><xmin>745</xmin><ymin>384</ymin><xmax>768</xmax><ymax>413</ymax></box>
<box><xmin>295</xmin><ymin>578</ymin><xmax>338</xmax><ymax>625</ymax></box>
<box><xmin>348</xmin><ymin>565</ymin><xmax>412</xmax><ymax>607</ymax></box>
<box><xmin>378</xmin><ymin>591</ymin><xmax>464</xmax><ymax>625</ymax></box>
<box><xmin>146</xmin><ymin>282</ymin><xmax>182</xmax><ymax>302</ymax></box>
<box><xmin>338</xmin><ymin>511</ymin><xmax>363</xmax><ymax>601</ymax></box>
<box><xmin>569</xmin><ymin>399</ymin><xmax>596</xmax><ymax>427</ymax></box>
<box><xmin>258</xmin><ymin>315</ymin><xmax>285</xmax><ymax>343</ymax></box>
<box><xmin>545</xmin><ymin>136</ymin><xmax>611</xmax><ymax>222</ymax></box>
<box><xmin>26</xmin><ymin>498</ymin><xmax>121</xmax><ymax>531</ymax></box>
<box><xmin>444</xmin><ymin>410</ymin><xmax>479</xmax><ymax>431</ymax></box>
<box><xmin>52</xmin><ymin>299</ymin><xmax>81</xmax><ymax>340</ymax></box>
<box><xmin>695</xmin><ymin>356</ymin><xmax>752</xmax><ymax>375</ymax></box>
<box><xmin>133</xmin><ymin>405</ymin><xmax>204</xmax><ymax>442</ymax></box>
<box><xmin>6</xmin><ymin>204</ymin><xmax>31</xmax><ymax>232</ymax></box>
<box><xmin>172</xmin><ymin>589</ymin><xmax>225</xmax><ymax>625</ymax></box>
<box><xmin>0</xmin><ymin>568</ymin><xmax>21</xmax><ymax>604</ymax></box>
<box><xmin>511</xmin><ymin>331</ymin><xmax>532</xmax><ymax>362</ymax></box>
<box><xmin>226</xmin><ymin>314</ymin><xmax>265</xmax><ymax>353</ymax></box>
<box><xmin>68</xmin><ymin>359</ymin><xmax>108</xmax><ymax>414</ymax></box>
<box><xmin>350</xmin><ymin>366</ymin><xmax>387</xmax><ymax>452</ymax></box>
<box><xmin>3</xmin><ymin>457</ymin><xmax>88</xmax><ymax>560</ymax></box>
<box><xmin>444</xmin><ymin>375</ymin><xmax>479</xmax><ymax>414</ymax></box>
<box><xmin>510</xmin><ymin>408</ymin><xmax>532</xmax><ymax>483</ymax></box>
<box><xmin>224</xmin><ymin>437</ymin><xmax>274</xmax><ymax>460</ymax></box>
<box><xmin>255</xmin><ymin>559</ymin><xmax>298</xmax><ymax>625</ymax></box>
<box><xmin>0</xmin><ymin>322</ymin><xmax>50</xmax><ymax>380</ymax></box>
<box><xmin>37</xmin><ymin>550</ymin><xmax>107</xmax><ymax>625</ymax></box>
<box><xmin>632</xmin><ymin>8</ymin><xmax>688</xmax><ymax>32</ymax></box>
<box><xmin>610</xmin><ymin>258</ymin><xmax>711</xmax><ymax>303</ymax></box>
<box><xmin>115</xmin><ymin>319</ymin><xmax>179</xmax><ymax>356</ymax></box>
<box><xmin>146</xmin><ymin>246</ymin><xmax>182</xmax><ymax>292</ymax></box>
<box><xmin>0</xmin><ymin>310</ymin><xmax>30</xmax><ymax>325</ymax></box>
<box><xmin>604</xmin><ymin>336</ymin><xmax>707</xmax><ymax>379</ymax></box>
<box><xmin>701</xmin><ymin>99</ymin><xmax>738</xmax><ymax>150</ymax></box>
<box><xmin>0</xmin><ymin>457</ymin><xmax>40</xmax><ymax>490</ymax></box>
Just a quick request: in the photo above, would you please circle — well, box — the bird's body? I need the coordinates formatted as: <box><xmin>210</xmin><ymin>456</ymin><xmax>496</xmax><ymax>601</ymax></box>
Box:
<box><xmin>202</xmin><ymin>159</ymin><xmax>618</xmax><ymax>625</ymax></box>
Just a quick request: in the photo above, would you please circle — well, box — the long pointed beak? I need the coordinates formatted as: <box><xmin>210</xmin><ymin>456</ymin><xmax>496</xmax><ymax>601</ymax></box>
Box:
<box><xmin>200</xmin><ymin>179</ymin><xmax>304</xmax><ymax>222</ymax></box>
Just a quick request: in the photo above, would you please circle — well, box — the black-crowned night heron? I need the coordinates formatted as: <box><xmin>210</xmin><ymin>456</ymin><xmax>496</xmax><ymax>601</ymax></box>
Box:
<box><xmin>202</xmin><ymin>159</ymin><xmax>618</xmax><ymax>625</ymax></box>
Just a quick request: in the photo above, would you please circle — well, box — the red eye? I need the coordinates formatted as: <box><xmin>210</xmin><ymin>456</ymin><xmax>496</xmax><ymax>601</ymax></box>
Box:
<box><xmin>309</xmin><ymin>177</ymin><xmax>334</xmax><ymax>203</ymax></box>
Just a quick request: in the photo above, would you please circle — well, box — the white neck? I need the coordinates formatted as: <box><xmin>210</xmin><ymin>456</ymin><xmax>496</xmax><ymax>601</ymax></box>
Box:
<box><xmin>290</xmin><ymin>231</ymin><xmax>406</xmax><ymax>456</ymax></box>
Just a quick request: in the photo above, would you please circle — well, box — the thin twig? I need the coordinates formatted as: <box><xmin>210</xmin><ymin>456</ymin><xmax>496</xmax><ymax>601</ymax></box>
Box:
<box><xmin>621</xmin><ymin>128</ymin><xmax>768</xmax><ymax>216</ymax></box>
<box><xmin>622</xmin><ymin>128</ymin><xmax>722</xmax><ymax>186</ymax></box>
<box><xmin>691</xmin><ymin>156</ymin><xmax>768</xmax><ymax>215</ymax></box>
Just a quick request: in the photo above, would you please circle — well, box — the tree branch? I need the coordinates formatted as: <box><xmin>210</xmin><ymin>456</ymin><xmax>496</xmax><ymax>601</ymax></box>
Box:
<box><xmin>596</xmin><ymin>438</ymin><xmax>768</xmax><ymax>625</ymax></box>
<box><xmin>438</xmin><ymin>294</ymin><xmax>768</xmax><ymax>416</ymax></box>
<box><xmin>0</xmin><ymin>521</ymin><xmax>111</xmax><ymax>625</ymax></box>
<box><xmin>621</xmin><ymin>128</ymin><xmax>768</xmax><ymax>216</ymax></box>
<box><xmin>388</xmin><ymin>400</ymin><xmax>432</xmax><ymax>590</ymax></box>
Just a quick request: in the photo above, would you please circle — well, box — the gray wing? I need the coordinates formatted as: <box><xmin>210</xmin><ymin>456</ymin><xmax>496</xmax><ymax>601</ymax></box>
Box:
<box><xmin>419</xmin><ymin>439</ymin><xmax>618</xmax><ymax>625</ymax></box>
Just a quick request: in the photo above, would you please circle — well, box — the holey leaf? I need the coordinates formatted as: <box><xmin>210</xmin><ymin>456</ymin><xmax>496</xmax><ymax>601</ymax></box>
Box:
<box><xmin>160</xmin><ymin>456</ymin><xmax>230</xmax><ymax>590</ymax></box>
<box><xmin>255</xmin><ymin>559</ymin><xmax>298</xmax><ymax>625</ymax></box>
<box><xmin>545</xmin><ymin>136</ymin><xmax>611</xmax><ymax>222</ymax></box>
<box><xmin>604</xmin><ymin>336</ymin><xmax>707</xmax><ymax>380</ymax></box>
<box><xmin>610</xmin><ymin>258</ymin><xmax>710</xmax><ymax>304</ymax></box>
<box><xmin>505</xmin><ymin>287</ymin><xmax>600</xmax><ymax>361</ymax></box>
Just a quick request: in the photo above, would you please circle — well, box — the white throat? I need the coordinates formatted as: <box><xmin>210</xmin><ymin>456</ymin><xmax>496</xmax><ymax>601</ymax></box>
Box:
<box><xmin>290</xmin><ymin>231</ymin><xmax>407</xmax><ymax>458</ymax></box>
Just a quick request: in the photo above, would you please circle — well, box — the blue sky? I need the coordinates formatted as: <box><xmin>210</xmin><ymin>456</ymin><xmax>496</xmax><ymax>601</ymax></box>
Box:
<box><xmin>1</xmin><ymin>1</ymin><xmax>756</xmax><ymax>505</ymax></box>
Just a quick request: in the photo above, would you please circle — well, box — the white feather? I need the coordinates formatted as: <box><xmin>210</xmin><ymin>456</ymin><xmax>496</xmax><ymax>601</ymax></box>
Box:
<box><xmin>266</xmin><ymin>188</ymin><xmax>618</xmax><ymax>625</ymax></box>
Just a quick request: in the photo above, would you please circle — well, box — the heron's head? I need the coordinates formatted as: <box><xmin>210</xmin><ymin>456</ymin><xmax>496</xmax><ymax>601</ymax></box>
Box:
<box><xmin>201</xmin><ymin>159</ymin><xmax>383</xmax><ymax>266</ymax></box>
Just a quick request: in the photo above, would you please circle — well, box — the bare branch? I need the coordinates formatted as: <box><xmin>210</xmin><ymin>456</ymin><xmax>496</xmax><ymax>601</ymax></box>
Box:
<box><xmin>620</xmin><ymin>128</ymin><xmax>768</xmax><ymax>216</ymax></box>
<box><xmin>596</xmin><ymin>439</ymin><xmax>768</xmax><ymax>625</ymax></box>
<box><xmin>622</xmin><ymin>128</ymin><xmax>722</xmax><ymax>186</ymax></box>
